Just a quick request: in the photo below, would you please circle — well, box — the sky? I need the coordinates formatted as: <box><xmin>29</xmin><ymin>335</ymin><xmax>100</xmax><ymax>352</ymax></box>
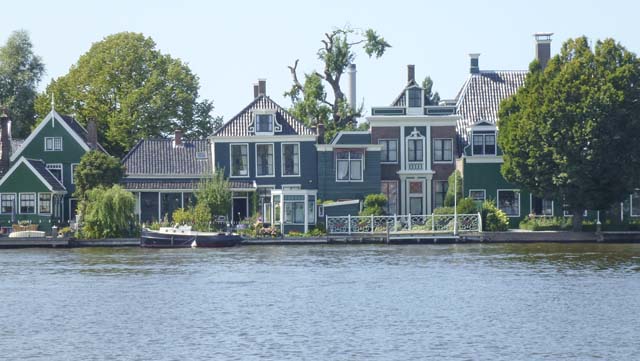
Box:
<box><xmin>1</xmin><ymin>0</ymin><xmax>639</xmax><ymax>121</ymax></box>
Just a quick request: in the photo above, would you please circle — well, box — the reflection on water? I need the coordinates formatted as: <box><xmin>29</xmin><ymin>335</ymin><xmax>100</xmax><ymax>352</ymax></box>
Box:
<box><xmin>1</xmin><ymin>244</ymin><xmax>639</xmax><ymax>360</ymax></box>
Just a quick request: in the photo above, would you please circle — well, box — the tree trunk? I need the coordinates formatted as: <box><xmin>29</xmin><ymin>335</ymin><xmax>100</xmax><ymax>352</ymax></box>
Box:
<box><xmin>571</xmin><ymin>210</ymin><xmax>583</xmax><ymax>232</ymax></box>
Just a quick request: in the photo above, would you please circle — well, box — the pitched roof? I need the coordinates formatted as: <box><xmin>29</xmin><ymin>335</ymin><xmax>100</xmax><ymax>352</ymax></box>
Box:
<box><xmin>122</xmin><ymin>139</ymin><xmax>212</xmax><ymax>176</ymax></box>
<box><xmin>59</xmin><ymin>115</ymin><xmax>107</xmax><ymax>153</ymax></box>
<box><xmin>390</xmin><ymin>79</ymin><xmax>419</xmax><ymax>107</ymax></box>
<box><xmin>455</xmin><ymin>70</ymin><xmax>527</xmax><ymax>145</ymax></box>
<box><xmin>213</xmin><ymin>95</ymin><xmax>315</xmax><ymax>137</ymax></box>
<box><xmin>24</xmin><ymin>158</ymin><xmax>66</xmax><ymax>192</ymax></box>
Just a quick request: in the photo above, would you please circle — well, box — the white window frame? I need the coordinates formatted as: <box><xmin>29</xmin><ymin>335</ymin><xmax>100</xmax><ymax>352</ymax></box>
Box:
<box><xmin>335</xmin><ymin>150</ymin><xmax>364</xmax><ymax>182</ymax></box>
<box><xmin>381</xmin><ymin>180</ymin><xmax>398</xmax><ymax>215</ymax></box>
<box><xmin>254</xmin><ymin>113</ymin><xmax>275</xmax><ymax>135</ymax></box>
<box><xmin>44</xmin><ymin>137</ymin><xmax>63</xmax><ymax>151</ymax></box>
<box><xmin>406</xmin><ymin>128</ymin><xmax>425</xmax><ymax>170</ymax></box>
<box><xmin>229</xmin><ymin>143</ymin><xmax>249</xmax><ymax>178</ymax></box>
<box><xmin>468</xmin><ymin>189</ymin><xmax>486</xmax><ymax>203</ymax></box>
<box><xmin>282</xmin><ymin>184</ymin><xmax>301</xmax><ymax>190</ymax></box>
<box><xmin>19</xmin><ymin>192</ymin><xmax>36</xmax><ymax>215</ymax></box>
<box><xmin>530</xmin><ymin>195</ymin><xmax>554</xmax><ymax>217</ymax></box>
<box><xmin>71</xmin><ymin>163</ymin><xmax>79</xmax><ymax>184</ymax></box>
<box><xmin>46</xmin><ymin>163</ymin><xmax>63</xmax><ymax>184</ymax></box>
<box><xmin>472</xmin><ymin>132</ymin><xmax>496</xmax><ymax>156</ymax></box>
<box><xmin>38</xmin><ymin>193</ymin><xmax>52</xmax><ymax>215</ymax></box>
<box><xmin>631</xmin><ymin>190</ymin><xmax>640</xmax><ymax>217</ymax></box>
<box><xmin>406</xmin><ymin>86</ymin><xmax>423</xmax><ymax>109</ymax></box>
<box><xmin>0</xmin><ymin>193</ymin><xmax>16</xmax><ymax>215</ymax></box>
<box><xmin>281</xmin><ymin>142</ymin><xmax>300</xmax><ymax>177</ymax></box>
<box><xmin>407</xmin><ymin>179</ymin><xmax>426</xmax><ymax>215</ymax></box>
<box><xmin>497</xmin><ymin>189</ymin><xmax>520</xmax><ymax>218</ymax></box>
<box><xmin>255</xmin><ymin>143</ymin><xmax>275</xmax><ymax>178</ymax></box>
<box><xmin>433</xmin><ymin>138</ymin><xmax>453</xmax><ymax>163</ymax></box>
<box><xmin>378</xmin><ymin>139</ymin><xmax>398</xmax><ymax>163</ymax></box>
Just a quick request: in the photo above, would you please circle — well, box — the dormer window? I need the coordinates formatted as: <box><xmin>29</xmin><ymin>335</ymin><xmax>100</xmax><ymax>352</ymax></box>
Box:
<box><xmin>256</xmin><ymin>114</ymin><xmax>274</xmax><ymax>134</ymax></box>
<box><xmin>407</xmin><ymin>87</ymin><xmax>422</xmax><ymax>108</ymax></box>
<box><xmin>472</xmin><ymin>132</ymin><xmax>496</xmax><ymax>155</ymax></box>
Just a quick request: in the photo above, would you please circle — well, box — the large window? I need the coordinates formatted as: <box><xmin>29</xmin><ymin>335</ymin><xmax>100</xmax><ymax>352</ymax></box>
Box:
<box><xmin>532</xmin><ymin>197</ymin><xmax>553</xmax><ymax>216</ymax></box>
<box><xmin>407</xmin><ymin>87</ymin><xmax>422</xmax><ymax>108</ymax></box>
<box><xmin>1</xmin><ymin>194</ymin><xmax>15</xmax><ymax>214</ymax></box>
<box><xmin>408</xmin><ymin>181</ymin><xmax>423</xmax><ymax>215</ymax></box>
<box><xmin>434</xmin><ymin>180</ymin><xmax>448</xmax><ymax>209</ymax></box>
<box><xmin>44</xmin><ymin>137</ymin><xmax>63</xmax><ymax>151</ymax></box>
<box><xmin>472</xmin><ymin>132</ymin><xmax>496</xmax><ymax>155</ymax></box>
<box><xmin>46</xmin><ymin>164</ymin><xmax>63</xmax><ymax>183</ymax></box>
<box><xmin>39</xmin><ymin>193</ymin><xmax>52</xmax><ymax>214</ymax></box>
<box><xmin>408</xmin><ymin>139</ymin><xmax>423</xmax><ymax>162</ymax></box>
<box><xmin>19</xmin><ymin>193</ymin><xmax>36</xmax><ymax>214</ymax></box>
<box><xmin>255</xmin><ymin>114</ymin><xmax>273</xmax><ymax>134</ymax></box>
<box><xmin>379</xmin><ymin>139</ymin><xmax>397</xmax><ymax>163</ymax></box>
<box><xmin>469</xmin><ymin>190</ymin><xmax>486</xmax><ymax>208</ymax></box>
<box><xmin>497</xmin><ymin>190</ymin><xmax>520</xmax><ymax>217</ymax></box>
<box><xmin>381</xmin><ymin>181</ymin><xmax>398</xmax><ymax>215</ymax></box>
<box><xmin>256</xmin><ymin>144</ymin><xmax>274</xmax><ymax>177</ymax></box>
<box><xmin>336</xmin><ymin>150</ymin><xmax>363</xmax><ymax>181</ymax></box>
<box><xmin>284</xmin><ymin>195</ymin><xmax>306</xmax><ymax>224</ymax></box>
<box><xmin>230</xmin><ymin>144</ymin><xmax>249</xmax><ymax>177</ymax></box>
<box><xmin>282</xmin><ymin>143</ymin><xmax>300</xmax><ymax>176</ymax></box>
<box><xmin>433</xmin><ymin>139</ymin><xmax>453</xmax><ymax>162</ymax></box>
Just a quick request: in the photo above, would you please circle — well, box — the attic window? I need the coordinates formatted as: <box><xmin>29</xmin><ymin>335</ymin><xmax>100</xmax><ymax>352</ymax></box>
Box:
<box><xmin>407</xmin><ymin>88</ymin><xmax>422</xmax><ymax>108</ymax></box>
<box><xmin>195</xmin><ymin>151</ymin><xmax>207</xmax><ymax>160</ymax></box>
<box><xmin>255</xmin><ymin>114</ymin><xmax>274</xmax><ymax>134</ymax></box>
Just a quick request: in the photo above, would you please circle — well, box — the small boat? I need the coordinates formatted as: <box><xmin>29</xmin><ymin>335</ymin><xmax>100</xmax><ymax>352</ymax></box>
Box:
<box><xmin>9</xmin><ymin>230</ymin><xmax>46</xmax><ymax>238</ymax></box>
<box><xmin>140</xmin><ymin>227</ymin><xmax>242</xmax><ymax>248</ymax></box>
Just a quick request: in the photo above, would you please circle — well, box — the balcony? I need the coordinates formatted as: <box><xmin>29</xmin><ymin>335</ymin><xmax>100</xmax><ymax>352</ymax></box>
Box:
<box><xmin>407</xmin><ymin>161</ymin><xmax>424</xmax><ymax>170</ymax></box>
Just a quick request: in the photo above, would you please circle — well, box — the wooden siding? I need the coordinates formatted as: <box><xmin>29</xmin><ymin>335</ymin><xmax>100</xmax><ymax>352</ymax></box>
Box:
<box><xmin>317</xmin><ymin>150</ymin><xmax>381</xmax><ymax>202</ymax></box>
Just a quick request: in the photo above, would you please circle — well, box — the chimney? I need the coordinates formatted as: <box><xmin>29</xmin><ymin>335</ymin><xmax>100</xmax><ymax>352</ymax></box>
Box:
<box><xmin>174</xmin><ymin>129</ymin><xmax>183</xmax><ymax>147</ymax></box>
<box><xmin>534</xmin><ymin>33</ymin><xmax>553</xmax><ymax>69</ymax></box>
<box><xmin>347</xmin><ymin>64</ymin><xmax>357</xmax><ymax>111</ymax></box>
<box><xmin>258</xmin><ymin>79</ymin><xmax>266</xmax><ymax>96</ymax></box>
<box><xmin>316</xmin><ymin>121</ymin><xmax>325</xmax><ymax>144</ymax></box>
<box><xmin>469</xmin><ymin>54</ymin><xmax>480</xmax><ymax>74</ymax></box>
<box><xmin>253</xmin><ymin>84</ymin><xmax>259</xmax><ymax>98</ymax></box>
<box><xmin>0</xmin><ymin>108</ymin><xmax>10</xmax><ymax>175</ymax></box>
<box><xmin>407</xmin><ymin>64</ymin><xmax>415</xmax><ymax>83</ymax></box>
<box><xmin>86</xmin><ymin>119</ymin><xmax>98</xmax><ymax>150</ymax></box>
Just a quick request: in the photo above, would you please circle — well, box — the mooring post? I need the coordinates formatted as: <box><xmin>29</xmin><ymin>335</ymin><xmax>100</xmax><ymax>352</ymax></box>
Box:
<box><xmin>393</xmin><ymin>214</ymin><xmax>397</xmax><ymax>231</ymax></box>
<box><xmin>371</xmin><ymin>214</ymin><xmax>374</xmax><ymax>234</ymax></box>
<box><xmin>347</xmin><ymin>214</ymin><xmax>351</xmax><ymax>235</ymax></box>
<box><xmin>432</xmin><ymin>213</ymin><xmax>435</xmax><ymax>232</ymax></box>
<box><xmin>386</xmin><ymin>221</ymin><xmax>390</xmax><ymax>244</ymax></box>
<box><xmin>408</xmin><ymin>213</ymin><xmax>412</xmax><ymax>231</ymax></box>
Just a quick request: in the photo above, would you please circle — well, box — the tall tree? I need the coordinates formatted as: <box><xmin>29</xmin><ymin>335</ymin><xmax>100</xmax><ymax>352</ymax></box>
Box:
<box><xmin>498</xmin><ymin>37</ymin><xmax>640</xmax><ymax>230</ymax></box>
<box><xmin>0</xmin><ymin>30</ymin><xmax>45</xmax><ymax>138</ymax></box>
<box><xmin>285</xmin><ymin>27</ymin><xmax>390</xmax><ymax>142</ymax></box>
<box><xmin>422</xmin><ymin>76</ymin><xmax>441</xmax><ymax>105</ymax></box>
<box><xmin>35</xmin><ymin>32</ymin><xmax>221</xmax><ymax>157</ymax></box>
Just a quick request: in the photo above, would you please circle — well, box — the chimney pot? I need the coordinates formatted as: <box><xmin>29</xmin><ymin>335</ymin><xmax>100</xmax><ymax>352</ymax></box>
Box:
<box><xmin>407</xmin><ymin>64</ymin><xmax>415</xmax><ymax>82</ymax></box>
<box><xmin>174</xmin><ymin>129</ymin><xmax>183</xmax><ymax>146</ymax></box>
<box><xmin>253</xmin><ymin>84</ymin><xmax>259</xmax><ymax>98</ymax></box>
<box><xmin>258</xmin><ymin>79</ymin><xmax>266</xmax><ymax>96</ymax></box>
<box><xmin>86</xmin><ymin>119</ymin><xmax>98</xmax><ymax>150</ymax></box>
<box><xmin>0</xmin><ymin>109</ymin><xmax>11</xmax><ymax>175</ymax></box>
<box><xmin>469</xmin><ymin>53</ymin><xmax>480</xmax><ymax>74</ymax></box>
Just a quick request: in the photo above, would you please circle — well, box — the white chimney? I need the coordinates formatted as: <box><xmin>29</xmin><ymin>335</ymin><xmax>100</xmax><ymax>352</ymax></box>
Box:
<box><xmin>347</xmin><ymin>63</ymin><xmax>356</xmax><ymax>111</ymax></box>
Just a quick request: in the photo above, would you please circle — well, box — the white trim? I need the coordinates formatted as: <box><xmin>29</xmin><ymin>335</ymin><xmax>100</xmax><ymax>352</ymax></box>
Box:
<box><xmin>367</xmin><ymin>116</ymin><xmax>459</xmax><ymax>127</ymax></box>
<box><xmin>281</xmin><ymin>184</ymin><xmax>301</xmax><ymax>190</ymax></box>
<box><xmin>406</xmin><ymin>179</ymin><xmax>426</xmax><ymax>215</ymax></box>
<box><xmin>18</xmin><ymin>192</ymin><xmax>36</xmax><ymax>214</ymax></box>
<box><xmin>406</xmin><ymin>86</ymin><xmax>424</xmax><ymax>111</ymax></box>
<box><xmin>254</xmin><ymin>143</ymin><xmax>275</xmax><ymax>178</ymax></box>
<box><xmin>11</xmin><ymin>110</ymin><xmax>90</xmax><ymax>162</ymax></box>
<box><xmin>464</xmin><ymin>156</ymin><xmax>504</xmax><ymax>163</ymax></box>
<box><xmin>468</xmin><ymin>189</ymin><xmax>486</xmax><ymax>203</ymax></box>
<box><xmin>335</xmin><ymin>149</ymin><xmax>364</xmax><ymax>183</ymax></box>
<box><xmin>405</xmin><ymin>128</ymin><xmax>425</xmax><ymax>171</ymax></box>
<box><xmin>322</xmin><ymin>199</ymin><xmax>360</xmax><ymax>208</ymax></box>
<box><xmin>378</xmin><ymin>138</ymin><xmax>398</xmax><ymax>163</ymax></box>
<box><xmin>229</xmin><ymin>143</ymin><xmax>250</xmax><ymax>178</ymax></box>
<box><xmin>471</xmin><ymin>131</ymin><xmax>497</xmax><ymax>156</ymax></box>
<box><xmin>45</xmin><ymin>163</ymin><xmax>63</xmax><ymax>185</ymax></box>
<box><xmin>497</xmin><ymin>189</ymin><xmax>521</xmax><ymax>218</ymax></box>
<box><xmin>253</xmin><ymin>112</ymin><xmax>277</xmax><ymax>136</ymax></box>
<box><xmin>281</xmin><ymin>142</ymin><xmax>301</xmax><ymax>177</ymax></box>
<box><xmin>210</xmin><ymin>135</ymin><xmax>316</xmax><ymax>143</ymax></box>
<box><xmin>38</xmin><ymin>192</ymin><xmax>52</xmax><ymax>215</ymax></box>
<box><xmin>68</xmin><ymin>198</ymin><xmax>78</xmax><ymax>222</ymax></box>
<box><xmin>0</xmin><ymin>193</ymin><xmax>16</xmax><ymax>215</ymax></box>
<box><xmin>432</xmin><ymin>138</ymin><xmax>454</xmax><ymax>163</ymax></box>
<box><xmin>0</xmin><ymin>157</ymin><xmax>66</xmax><ymax>193</ymax></box>
<box><xmin>44</xmin><ymin>137</ymin><xmax>63</xmax><ymax>152</ymax></box>
<box><xmin>316</xmin><ymin>144</ymin><xmax>383</xmax><ymax>151</ymax></box>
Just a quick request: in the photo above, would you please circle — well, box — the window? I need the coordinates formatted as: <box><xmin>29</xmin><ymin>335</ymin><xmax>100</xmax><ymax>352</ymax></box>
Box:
<box><xmin>255</xmin><ymin>114</ymin><xmax>273</xmax><ymax>134</ymax></box>
<box><xmin>230</xmin><ymin>144</ymin><xmax>249</xmax><ymax>177</ymax></box>
<box><xmin>336</xmin><ymin>150</ymin><xmax>363</xmax><ymax>181</ymax></box>
<box><xmin>632</xmin><ymin>190</ymin><xmax>640</xmax><ymax>217</ymax></box>
<box><xmin>434</xmin><ymin>181</ymin><xmax>448</xmax><ymax>209</ymax></box>
<box><xmin>19</xmin><ymin>193</ymin><xmax>36</xmax><ymax>214</ymax></box>
<box><xmin>44</xmin><ymin>137</ymin><xmax>63</xmax><ymax>151</ymax></box>
<box><xmin>407</xmin><ymin>87</ymin><xmax>422</xmax><ymax>108</ymax></box>
<box><xmin>408</xmin><ymin>180</ymin><xmax>423</xmax><ymax>215</ymax></box>
<box><xmin>282</xmin><ymin>143</ymin><xmax>300</xmax><ymax>176</ymax></box>
<box><xmin>532</xmin><ymin>197</ymin><xmax>553</xmax><ymax>216</ymax></box>
<box><xmin>256</xmin><ymin>144</ymin><xmax>274</xmax><ymax>177</ymax></box>
<box><xmin>469</xmin><ymin>190</ymin><xmax>486</xmax><ymax>207</ymax></box>
<box><xmin>379</xmin><ymin>139</ymin><xmax>397</xmax><ymax>163</ymax></box>
<box><xmin>381</xmin><ymin>181</ymin><xmax>398</xmax><ymax>215</ymax></box>
<box><xmin>318</xmin><ymin>205</ymin><xmax>324</xmax><ymax>217</ymax></box>
<box><xmin>282</xmin><ymin>185</ymin><xmax>301</xmax><ymax>190</ymax></box>
<box><xmin>408</xmin><ymin>139</ymin><xmax>423</xmax><ymax>162</ymax></box>
<box><xmin>46</xmin><ymin>164</ymin><xmax>63</xmax><ymax>183</ymax></box>
<box><xmin>563</xmin><ymin>208</ymin><xmax>588</xmax><ymax>217</ymax></box>
<box><xmin>433</xmin><ymin>139</ymin><xmax>453</xmax><ymax>162</ymax></box>
<box><xmin>1</xmin><ymin>194</ymin><xmax>15</xmax><ymax>214</ymax></box>
<box><xmin>497</xmin><ymin>190</ymin><xmax>520</xmax><ymax>217</ymax></box>
<box><xmin>284</xmin><ymin>195</ymin><xmax>306</xmax><ymax>224</ymax></box>
<box><xmin>71</xmin><ymin>164</ymin><xmax>79</xmax><ymax>184</ymax></box>
<box><xmin>472</xmin><ymin>132</ymin><xmax>496</xmax><ymax>155</ymax></box>
<box><xmin>39</xmin><ymin>193</ymin><xmax>52</xmax><ymax>214</ymax></box>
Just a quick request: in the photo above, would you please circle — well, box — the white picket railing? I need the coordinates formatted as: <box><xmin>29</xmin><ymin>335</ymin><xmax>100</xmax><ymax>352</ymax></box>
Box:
<box><xmin>325</xmin><ymin>213</ymin><xmax>482</xmax><ymax>235</ymax></box>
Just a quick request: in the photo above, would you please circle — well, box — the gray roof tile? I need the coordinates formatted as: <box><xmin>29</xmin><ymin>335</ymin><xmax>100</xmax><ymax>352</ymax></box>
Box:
<box><xmin>25</xmin><ymin>158</ymin><xmax>66</xmax><ymax>192</ymax></box>
<box><xmin>122</xmin><ymin>178</ymin><xmax>254</xmax><ymax>191</ymax></box>
<box><xmin>122</xmin><ymin>139</ymin><xmax>212</xmax><ymax>176</ymax></box>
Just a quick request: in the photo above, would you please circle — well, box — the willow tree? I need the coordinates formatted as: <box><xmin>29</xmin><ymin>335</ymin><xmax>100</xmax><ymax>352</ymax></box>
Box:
<box><xmin>285</xmin><ymin>27</ymin><xmax>390</xmax><ymax>142</ymax></box>
<box><xmin>498</xmin><ymin>37</ymin><xmax>640</xmax><ymax>230</ymax></box>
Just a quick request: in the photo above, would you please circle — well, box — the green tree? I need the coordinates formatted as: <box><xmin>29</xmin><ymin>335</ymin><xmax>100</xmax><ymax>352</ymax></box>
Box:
<box><xmin>35</xmin><ymin>32</ymin><xmax>221</xmax><ymax>157</ymax></box>
<box><xmin>74</xmin><ymin>150</ymin><xmax>125</xmax><ymax>201</ymax></box>
<box><xmin>498</xmin><ymin>37</ymin><xmax>640</xmax><ymax>230</ymax></box>
<box><xmin>82</xmin><ymin>185</ymin><xmax>137</xmax><ymax>238</ymax></box>
<box><xmin>421</xmin><ymin>76</ymin><xmax>441</xmax><ymax>106</ymax></box>
<box><xmin>444</xmin><ymin>170</ymin><xmax>463</xmax><ymax>207</ymax></box>
<box><xmin>0</xmin><ymin>30</ymin><xmax>45</xmax><ymax>138</ymax></box>
<box><xmin>359</xmin><ymin>193</ymin><xmax>387</xmax><ymax>216</ymax></box>
<box><xmin>196</xmin><ymin>169</ymin><xmax>231</xmax><ymax>221</ymax></box>
<box><xmin>285</xmin><ymin>27</ymin><xmax>390</xmax><ymax>142</ymax></box>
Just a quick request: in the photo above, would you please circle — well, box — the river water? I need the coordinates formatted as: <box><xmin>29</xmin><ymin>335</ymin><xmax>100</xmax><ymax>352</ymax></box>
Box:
<box><xmin>0</xmin><ymin>244</ymin><xmax>639</xmax><ymax>361</ymax></box>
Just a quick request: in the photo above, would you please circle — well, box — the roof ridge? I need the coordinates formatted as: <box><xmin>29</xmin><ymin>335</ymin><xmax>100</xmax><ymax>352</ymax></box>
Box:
<box><xmin>213</xmin><ymin>96</ymin><xmax>263</xmax><ymax>136</ymax></box>
<box><xmin>263</xmin><ymin>96</ymin><xmax>314</xmax><ymax>134</ymax></box>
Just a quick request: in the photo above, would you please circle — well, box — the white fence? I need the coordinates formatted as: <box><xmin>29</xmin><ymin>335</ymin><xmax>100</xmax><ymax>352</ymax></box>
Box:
<box><xmin>325</xmin><ymin>213</ymin><xmax>482</xmax><ymax>235</ymax></box>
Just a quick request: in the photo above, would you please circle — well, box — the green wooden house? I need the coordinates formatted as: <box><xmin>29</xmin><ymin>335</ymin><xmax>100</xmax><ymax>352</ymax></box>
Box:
<box><xmin>0</xmin><ymin>110</ymin><xmax>103</xmax><ymax>233</ymax></box>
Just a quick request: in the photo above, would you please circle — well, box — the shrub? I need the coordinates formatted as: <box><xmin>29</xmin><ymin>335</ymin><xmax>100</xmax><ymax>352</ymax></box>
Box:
<box><xmin>172</xmin><ymin>208</ymin><xmax>192</xmax><ymax>226</ymax></box>
<box><xmin>456</xmin><ymin>197</ymin><xmax>478</xmax><ymax>214</ymax></box>
<box><xmin>481</xmin><ymin>200</ymin><xmax>508</xmax><ymax>231</ymax></box>
<box><xmin>82</xmin><ymin>185</ymin><xmax>137</xmax><ymax>238</ymax></box>
<box><xmin>519</xmin><ymin>216</ymin><xmax>573</xmax><ymax>231</ymax></box>
<box><xmin>444</xmin><ymin>170</ymin><xmax>463</xmax><ymax>207</ymax></box>
<box><xmin>359</xmin><ymin>193</ymin><xmax>387</xmax><ymax>216</ymax></box>
<box><xmin>433</xmin><ymin>206</ymin><xmax>454</xmax><ymax>215</ymax></box>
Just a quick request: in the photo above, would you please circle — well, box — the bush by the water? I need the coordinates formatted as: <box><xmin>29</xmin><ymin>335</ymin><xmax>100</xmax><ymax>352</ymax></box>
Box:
<box><xmin>171</xmin><ymin>203</ymin><xmax>214</xmax><ymax>231</ymax></box>
<box><xmin>359</xmin><ymin>193</ymin><xmax>387</xmax><ymax>216</ymax></box>
<box><xmin>82</xmin><ymin>185</ymin><xmax>138</xmax><ymax>238</ymax></box>
<box><xmin>481</xmin><ymin>200</ymin><xmax>509</xmax><ymax>231</ymax></box>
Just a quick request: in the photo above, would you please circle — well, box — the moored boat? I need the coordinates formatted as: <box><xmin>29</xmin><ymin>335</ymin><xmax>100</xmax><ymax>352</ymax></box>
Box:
<box><xmin>140</xmin><ymin>227</ymin><xmax>242</xmax><ymax>248</ymax></box>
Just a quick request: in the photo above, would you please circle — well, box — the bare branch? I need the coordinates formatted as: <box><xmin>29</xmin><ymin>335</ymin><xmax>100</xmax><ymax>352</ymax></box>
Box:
<box><xmin>288</xmin><ymin>59</ymin><xmax>303</xmax><ymax>91</ymax></box>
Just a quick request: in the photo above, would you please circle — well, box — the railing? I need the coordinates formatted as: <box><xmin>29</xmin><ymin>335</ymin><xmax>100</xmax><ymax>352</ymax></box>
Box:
<box><xmin>407</xmin><ymin>161</ymin><xmax>424</xmax><ymax>170</ymax></box>
<box><xmin>326</xmin><ymin>213</ymin><xmax>482</xmax><ymax>235</ymax></box>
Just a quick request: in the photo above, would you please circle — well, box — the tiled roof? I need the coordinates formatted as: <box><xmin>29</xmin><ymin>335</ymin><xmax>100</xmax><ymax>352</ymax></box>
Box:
<box><xmin>25</xmin><ymin>158</ymin><xmax>66</xmax><ymax>192</ymax></box>
<box><xmin>455</xmin><ymin>70</ymin><xmax>527</xmax><ymax>146</ymax></box>
<box><xmin>122</xmin><ymin>178</ymin><xmax>255</xmax><ymax>191</ymax></box>
<box><xmin>122</xmin><ymin>139</ymin><xmax>212</xmax><ymax>176</ymax></box>
<box><xmin>390</xmin><ymin>80</ymin><xmax>418</xmax><ymax>107</ymax></box>
<box><xmin>213</xmin><ymin>95</ymin><xmax>315</xmax><ymax>137</ymax></box>
<box><xmin>59</xmin><ymin>115</ymin><xmax>108</xmax><ymax>153</ymax></box>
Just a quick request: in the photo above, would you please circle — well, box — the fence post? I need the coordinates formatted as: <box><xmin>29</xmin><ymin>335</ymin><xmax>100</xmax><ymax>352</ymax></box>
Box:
<box><xmin>478</xmin><ymin>212</ymin><xmax>482</xmax><ymax>232</ymax></box>
<box><xmin>453</xmin><ymin>213</ymin><xmax>458</xmax><ymax>236</ymax></box>
<box><xmin>347</xmin><ymin>214</ymin><xmax>351</xmax><ymax>235</ymax></box>
<box><xmin>432</xmin><ymin>213</ymin><xmax>435</xmax><ymax>232</ymax></box>
<box><xmin>325</xmin><ymin>215</ymin><xmax>328</xmax><ymax>233</ymax></box>
<box><xmin>408</xmin><ymin>213</ymin><xmax>412</xmax><ymax>231</ymax></box>
<box><xmin>371</xmin><ymin>214</ymin><xmax>374</xmax><ymax>234</ymax></box>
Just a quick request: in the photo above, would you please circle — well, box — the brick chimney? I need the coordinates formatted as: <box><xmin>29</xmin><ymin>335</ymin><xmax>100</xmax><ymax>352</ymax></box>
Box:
<box><xmin>407</xmin><ymin>64</ymin><xmax>415</xmax><ymax>83</ymax></box>
<box><xmin>174</xmin><ymin>129</ymin><xmax>183</xmax><ymax>147</ymax></box>
<box><xmin>469</xmin><ymin>54</ymin><xmax>480</xmax><ymax>74</ymax></box>
<box><xmin>258</xmin><ymin>79</ymin><xmax>266</xmax><ymax>96</ymax></box>
<box><xmin>86</xmin><ymin>119</ymin><xmax>98</xmax><ymax>150</ymax></box>
<box><xmin>0</xmin><ymin>108</ymin><xmax>10</xmax><ymax>175</ymax></box>
<box><xmin>253</xmin><ymin>83</ymin><xmax>259</xmax><ymax>98</ymax></box>
<box><xmin>534</xmin><ymin>33</ymin><xmax>553</xmax><ymax>69</ymax></box>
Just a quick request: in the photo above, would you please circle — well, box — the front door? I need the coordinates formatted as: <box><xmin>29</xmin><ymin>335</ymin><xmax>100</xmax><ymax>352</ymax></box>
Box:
<box><xmin>233</xmin><ymin>198</ymin><xmax>248</xmax><ymax>223</ymax></box>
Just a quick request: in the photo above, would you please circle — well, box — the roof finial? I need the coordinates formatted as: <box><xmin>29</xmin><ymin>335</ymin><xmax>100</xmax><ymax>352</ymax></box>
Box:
<box><xmin>51</xmin><ymin>92</ymin><xmax>55</xmax><ymax>113</ymax></box>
